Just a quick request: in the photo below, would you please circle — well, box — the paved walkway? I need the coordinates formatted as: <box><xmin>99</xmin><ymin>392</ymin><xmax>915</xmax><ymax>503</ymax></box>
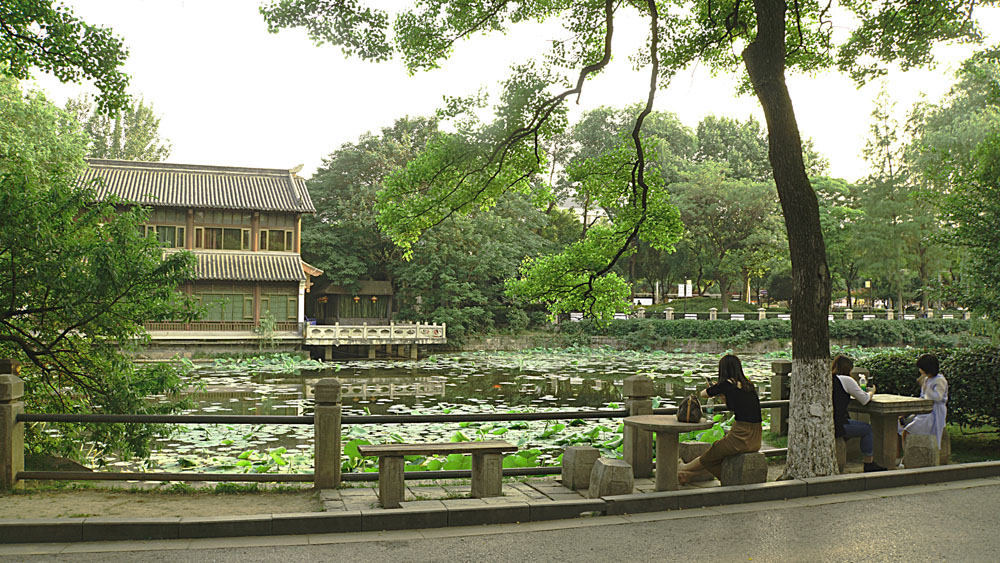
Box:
<box><xmin>3</xmin><ymin>478</ymin><xmax>999</xmax><ymax>561</ymax></box>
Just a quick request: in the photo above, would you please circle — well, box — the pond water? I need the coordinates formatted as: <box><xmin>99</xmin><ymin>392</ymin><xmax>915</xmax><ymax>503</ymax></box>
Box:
<box><xmin>135</xmin><ymin>350</ymin><xmax>783</xmax><ymax>474</ymax></box>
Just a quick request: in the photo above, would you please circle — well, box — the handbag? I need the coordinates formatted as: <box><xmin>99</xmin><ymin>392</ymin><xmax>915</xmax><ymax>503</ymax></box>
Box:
<box><xmin>676</xmin><ymin>394</ymin><xmax>703</xmax><ymax>423</ymax></box>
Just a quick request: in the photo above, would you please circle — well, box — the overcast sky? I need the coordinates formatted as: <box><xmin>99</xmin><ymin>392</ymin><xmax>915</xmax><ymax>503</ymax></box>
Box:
<box><xmin>29</xmin><ymin>1</ymin><xmax>1000</xmax><ymax>182</ymax></box>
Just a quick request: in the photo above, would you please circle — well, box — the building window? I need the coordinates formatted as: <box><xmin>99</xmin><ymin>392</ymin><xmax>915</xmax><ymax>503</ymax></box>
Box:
<box><xmin>196</xmin><ymin>293</ymin><xmax>253</xmax><ymax>321</ymax></box>
<box><xmin>198</xmin><ymin>227</ymin><xmax>250</xmax><ymax>250</ymax></box>
<box><xmin>144</xmin><ymin>225</ymin><xmax>185</xmax><ymax>248</ymax></box>
<box><xmin>261</xmin><ymin>294</ymin><xmax>297</xmax><ymax>320</ymax></box>
<box><xmin>259</xmin><ymin>229</ymin><xmax>293</xmax><ymax>252</ymax></box>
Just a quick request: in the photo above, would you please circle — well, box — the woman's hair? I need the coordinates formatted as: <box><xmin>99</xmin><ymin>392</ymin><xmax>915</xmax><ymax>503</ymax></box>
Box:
<box><xmin>916</xmin><ymin>354</ymin><xmax>940</xmax><ymax>376</ymax></box>
<box><xmin>831</xmin><ymin>354</ymin><xmax>854</xmax><ymax>376</ymax></box>
<box><xmin>719</xmin><ymin>354</ymin><xmax>756</xmax><ymax>393</ymax></box>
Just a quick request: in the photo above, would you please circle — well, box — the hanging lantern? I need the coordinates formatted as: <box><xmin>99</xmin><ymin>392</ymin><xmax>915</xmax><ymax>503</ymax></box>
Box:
<box><xmin>353</xmin><ymin>295</ymin><xmax>360</xmax><ymax>303</ymax></box>
<box><xmin>371</xmin><ymin>296</ymin><xmax>378</xmax><ymax>303</ymax></box>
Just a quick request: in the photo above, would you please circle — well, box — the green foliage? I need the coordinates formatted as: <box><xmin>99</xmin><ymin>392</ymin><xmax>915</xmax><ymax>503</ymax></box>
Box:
<box><xmin>561</xmin><ymin>318</ymin><xmax>972</xmax><ymax>348</ymax></box>
<box><xmin>0</xmin><ymin>1</ymin><xmax>130</xmax><ymax>112</ymax></box>
<box><xmin>0</xmin><ymin>76</ymin><xmax>197</xmax><ymax>461</ymax></box>
<box><xmin>859</xmin><ymin>346</ymin><xmax>1000</xmax><ymax>431</ymax></box>
<box><xmin>64</xmin><ymin>94</ymin><xmax>171</xmax><ymax>160</ymax></box>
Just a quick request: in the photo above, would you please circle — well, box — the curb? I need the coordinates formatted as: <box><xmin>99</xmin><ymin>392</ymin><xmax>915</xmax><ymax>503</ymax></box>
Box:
<box><xmin>2</xmin><ymin>461</ymin><xmax>998</xmax><ymax>544</ymax></box>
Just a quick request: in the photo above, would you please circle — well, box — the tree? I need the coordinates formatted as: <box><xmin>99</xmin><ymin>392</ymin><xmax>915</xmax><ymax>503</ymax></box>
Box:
<box><xmin>303</xmin><ymin>116</ymin><xmax>437</xmax><ymax>286</ymax></box>
<box><xmin>909</xmin><ymin>48</ymin><xmax>1000</xmax><ymax>322</ymax></box>
<box><xmin>65</xmin><ymin>94</ymin><xmax>172</xmax><ymax>161</ymax></box>
<box><xmin>0</xmin><ymin>76</ymin><xmax>196</xmax><ymax>461</ymax></box>
<box><xmin>262</xmin><ymin>0</ymin><xmax>989</xmax><ymax>478</ymax></box>
<box><xmin>672</xmin><ymin>162</ymin><xmax>784</xmax><ymax>312</ymax></box>
<box><xmin>814</xmin><ymin>177</ymin><xmax>865</xmax><ymax>309</ymax></box>
<box><xmin>1</xmin><ymin>0</ymin><xmax>130</xmax><ymax>112</ymax></box>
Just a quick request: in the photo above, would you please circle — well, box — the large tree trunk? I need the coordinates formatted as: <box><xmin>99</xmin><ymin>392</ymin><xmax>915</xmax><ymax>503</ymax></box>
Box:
<box><xmin>744</xmin><ymin>0</ymin><xmax>835</xmax><ymax>478</ymax></box>
<box><xmin>718</xmin><ymin>275</ymin><xmax>730</xmax><ymax>312</ymax></box>
<box><xmin>846</xmin><ymin>280</ymin><xmax>853</xmax><ymax>310</ymax></box>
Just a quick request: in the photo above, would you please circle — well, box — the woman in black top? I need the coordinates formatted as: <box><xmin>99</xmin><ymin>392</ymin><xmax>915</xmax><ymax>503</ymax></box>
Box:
<box><xmin>678</xmin><ymin>354</ymin><xmax>762</xmax><ymax>484</ymax></box>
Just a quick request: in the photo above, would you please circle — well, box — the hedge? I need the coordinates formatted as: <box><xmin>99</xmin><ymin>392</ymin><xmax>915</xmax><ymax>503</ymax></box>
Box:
<box><xmin>561</xmin><ymin>318</ymin><xmax>974</xmax><ymax>347</ymax></box>
<box><xmin>858</xmin><ymin>347</ymin><xmax>1000</xmax><ymax>431</ymax></box>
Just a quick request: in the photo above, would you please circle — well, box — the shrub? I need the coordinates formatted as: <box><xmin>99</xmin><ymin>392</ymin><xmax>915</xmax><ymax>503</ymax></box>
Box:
<box><xmin>558</xmin><ymin>318</ymin><xmax>973</xmax><ymax>348</ymax></box>
<box><xmin>859</xmin><ymin>346</ymin><xmax>1000</xmax><ymax>431</ymax></box>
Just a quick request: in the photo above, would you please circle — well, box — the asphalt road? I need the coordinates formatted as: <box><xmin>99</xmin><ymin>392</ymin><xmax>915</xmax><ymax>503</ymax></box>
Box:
<box><xmin>4</xmin><ymin>480</ymin><xmax>998</xmax><ymax>563</ymax></box>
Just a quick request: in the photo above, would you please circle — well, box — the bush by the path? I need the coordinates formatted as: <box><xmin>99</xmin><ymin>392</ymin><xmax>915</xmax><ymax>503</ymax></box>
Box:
<box><xmin>859</xmin><ymin>346</ymin><xmax>1000</xmax><ymax>431</ymax></box>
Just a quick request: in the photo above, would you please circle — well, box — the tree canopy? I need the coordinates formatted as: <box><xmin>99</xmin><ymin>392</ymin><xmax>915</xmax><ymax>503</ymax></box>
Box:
<box><xmin>65</xmin><ymin>94</ymin><xmax>172</xmax><ymax>161</ymax></box>
<box><xmin>1</xmin><ymin>0</ymin><xmax>130</xmax><ymax>112</ymax></box>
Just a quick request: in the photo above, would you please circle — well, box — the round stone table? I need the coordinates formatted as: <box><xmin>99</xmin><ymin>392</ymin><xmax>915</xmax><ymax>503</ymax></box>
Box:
<box><xmin>624</xmin><ymin>414</ymin><xmax>715</xmax><ymax>491</ymax></box>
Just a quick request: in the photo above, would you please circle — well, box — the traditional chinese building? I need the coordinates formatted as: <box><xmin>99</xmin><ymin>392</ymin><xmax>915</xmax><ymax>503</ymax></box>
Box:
<box><xmin>82</xmin><ymin>159</ymin><xmax>319</xmax><ymax>335</ymax></box>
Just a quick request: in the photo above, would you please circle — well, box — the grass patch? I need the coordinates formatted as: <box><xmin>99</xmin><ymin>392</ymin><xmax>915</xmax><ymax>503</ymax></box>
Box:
<box><xmin>762</xmin><ymin>430</ymin><xmax>788</xmax><ymax>449</ymax></box>
<box><xmin>948</xmin><ymin>424</ymin><xmax>1000</xmax><ymax>463</ymax></box>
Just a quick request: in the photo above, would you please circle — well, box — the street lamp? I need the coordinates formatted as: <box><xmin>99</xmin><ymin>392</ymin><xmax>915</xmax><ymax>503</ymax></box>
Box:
<box><xmin>865</xmin><ymin>280</ymin><xmax>872</xmax><ymax>314</ymax></box>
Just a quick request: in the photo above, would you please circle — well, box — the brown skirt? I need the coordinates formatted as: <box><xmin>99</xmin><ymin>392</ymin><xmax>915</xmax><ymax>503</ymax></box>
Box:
<box><xmin>699</xmin><ymin>421</ymin><xmax>763</xmax><ymax>478</ymax></box>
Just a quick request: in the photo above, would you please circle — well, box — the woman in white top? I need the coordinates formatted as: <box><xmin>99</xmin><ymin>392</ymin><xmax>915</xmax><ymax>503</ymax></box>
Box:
<box><xmin>900</xmin><ymin>354</ymin><xmax>948</xmax><ymax>448</ymax></box>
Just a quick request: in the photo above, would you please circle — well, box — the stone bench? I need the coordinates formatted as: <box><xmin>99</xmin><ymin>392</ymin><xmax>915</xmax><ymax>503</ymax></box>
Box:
<box><xmin>835</xmin><ymin>436</ymin><xmax>863</xmax><ymax>473</ymax></box>
<box><xmin>720</xmin><ymin>452</ymin><xmax>767</xmax><ymax>486</ymax></box>
<box><xmin>357</xmin><ymin>440</ymin><xmax>517</xmax><ymax>508</ymax></box>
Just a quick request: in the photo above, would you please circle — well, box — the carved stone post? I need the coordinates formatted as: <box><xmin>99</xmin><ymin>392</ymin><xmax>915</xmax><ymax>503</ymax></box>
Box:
<box><xmin>845</xmin><ymin>309</ymin><xmax>853</xmax><ymax>320</ymax></box>
<box><xmin>0</xmin><ymin>360</ymin><xmax>25</xmax><ymax>491</ymax></box>
<box><xmin>623</xmin><ymin>374</ymin><xmax>654</xmax><ymax>477</ymax></box>
<box><xmin>963</xmin><ymin>310</ymin><xmax>971</xmax><ymax>320</ymax></box>
<box><xmin>925</xmin><ymin>309</ymin><xmax>934</xmax><ymax>319</ymax></box>
<box><xmin>769</xmin><ymin>360</ymin><xmax>792</xmax><ymax>436</ymax></box>
<box><xmin>709</xmin><ymin>307</ymin><xmax>718</xmax><ymax>320</ymax></box>
<box><xmin>314</xmin><ymin>378</ymin><xmax>342</xmax><ymax>489</ymax></box>
<box><xmin>665</xmin><ymin>307</ymin><xmax>674</xmax><ymax>320</ymax></box>
<box><xmin>887</xmin><ymin>309</ymin><xmax>895</xmax><ymax>320</ymax></box>
<box><xmin>757</xmin><ymin>308</ymin><xmax>766</xmax><ymax>320</ymax></box>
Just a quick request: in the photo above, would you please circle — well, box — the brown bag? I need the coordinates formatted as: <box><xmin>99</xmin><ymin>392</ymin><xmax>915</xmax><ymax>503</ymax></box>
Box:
<box><xmin>676</xmin><ymin>394</ymin><xmax>703</xmax><ymax>423</ymax></box>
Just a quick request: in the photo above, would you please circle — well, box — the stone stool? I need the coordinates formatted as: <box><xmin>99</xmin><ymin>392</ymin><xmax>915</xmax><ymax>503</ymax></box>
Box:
<box><xmin>561</xmin><ymin>445</ymin><xmax>600</xmax><ymax>491</ymax></box>
<box><xmin>720</xmin><ymin>452</ymin><xmax>767</xmax><ymax>486</ymax></box>
<box><xmin>904</xmin><ymin>434</ymin><xmax>940</xmax><ymax>468</ymax></box>
<box><xmin>587</xmin><ymin>458</ymin><xmax>634</xmax><ymax>498</ymax></box>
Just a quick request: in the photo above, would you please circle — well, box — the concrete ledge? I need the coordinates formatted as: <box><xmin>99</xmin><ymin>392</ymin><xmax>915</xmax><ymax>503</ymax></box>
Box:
<box><xmin>446</xmin><ymin>501</ymin><xmax>529</xmax><ymax>526</ymax></box>
<box><xmin>954</xmin><ymin>461</ymin><xmax>1000</xmax><ymax>480</ymax></box>
<box><xmin>527</xmin><ymin>499</ymin><xmax>605</xmax><ymax>521</ymax></box>
<box><xmin>362</xmin><ymin>505</ymin><xmax>447</xmax><ymax>532</ymax></box>
<box><xmin>179</xmin><ymin>514</ymin><xmax>272</xmax><ymax>538</ymax></box>
<box><xmin>271</xmin><ymin>511</ymin><xmax>363</xmax><ymax>535</ymax></box>
<box><xmin>602</xmin><ymin>491</ymin><xmax>678</xmax><ymax>516</ymax></box>
<box><xmin>0</xmin><ymin>518</ymin><xmax>84</xmax><ymax>543</ymax></box>
<box><xmin>804</xmin><ymin>473</ymin><xmax>867</xmax><ymax>496</ymax></box>
<box><xmin>742</xmin><ymin>480</ymin><xmax>807</xmax><ymax>503</ymax></box>
<box><xmin>81</xmin><ymin>517</ymin><xmax>180</xmax><ymax>542</ymax></box>
<box><xmin>672</xmin><ymin>486</ymin><xmax>743</xmax><ymax>509</ymax></box>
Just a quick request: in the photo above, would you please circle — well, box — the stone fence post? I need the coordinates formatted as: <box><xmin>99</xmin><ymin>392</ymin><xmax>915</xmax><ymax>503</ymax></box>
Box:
<box><xmin>1</xmin><ymin>360</ymin><xmax>25</xmax><ymax>491</ymax></box>
<box><xmin>963</xmin><ymin>310</ymin><xmax>971</xmax><ymax>320</ymax></box>
<box><xmin>845</xmin><ymin>309</ymin><xmax>853</xmax><ymax>320</ymax></box>
<box><xmin>757</xmin><ymin>308</ymin><xmax>766</xmax><ymax>320</ymax></box>
<box><xmin>622</xmin><ymin>374</ymin><xmax>653</xmax><ymax>478</ymax></box>
<box><xmin>709</xmin><ymin>307</ymin><xmax>717</xmax><ymax>320</ymax></box>
<box><xmin>925</xmin><ymin>309</ymin><xmax>934</xmax><ymax>319</ymax></box>
<box><xmin>314</xmin><ymin>378</ymin><xmax>342</xmax><ymax>489</ymax></box>
<box><xmin>886</xmin><ymin>309</ymin><xmax>894</xmax><ymax>320</ymax></box>
<box><xmin>769</xmin><ymin>360</ymin><xmax>791</xmax><ymax>436</ymax></box>
<box><xmin>664</xmin><ymin>307</ymin><xmax>674</xmax><ymax>320</ymax></box>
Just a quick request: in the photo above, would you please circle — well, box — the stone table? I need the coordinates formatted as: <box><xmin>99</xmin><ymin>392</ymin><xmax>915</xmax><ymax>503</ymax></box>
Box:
<box><xmin>624</xmin><ymin>415</ymin><xmax>714</xmax><ymax>491</ymax></box>
<box><xmin>849</xmin><ymin>393</ymin><xmax>933</xmax><ymax>469</ymax></box>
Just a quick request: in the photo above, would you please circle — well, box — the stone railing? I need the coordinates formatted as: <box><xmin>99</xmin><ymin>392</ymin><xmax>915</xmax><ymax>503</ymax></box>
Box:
<box><xmin>303</xmin><ymin>322</ymin><xmax>446</xmax><ymax>345</ymax></box>
<box><xmin>649</xmin><ymin>308</ymin><xmax>972</xmax><ymax>321</ymax></box>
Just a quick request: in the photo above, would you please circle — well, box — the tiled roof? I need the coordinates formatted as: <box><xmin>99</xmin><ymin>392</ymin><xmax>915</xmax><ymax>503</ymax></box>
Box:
<box><xmin>82</xmin><ymin>159</ymin><xmax>315</xmax><ymax>213</ymax></box>
<box><xmin>176</xmin><ymin>251</ymin><xmax>308</xmax><ymax>282</ymax></box>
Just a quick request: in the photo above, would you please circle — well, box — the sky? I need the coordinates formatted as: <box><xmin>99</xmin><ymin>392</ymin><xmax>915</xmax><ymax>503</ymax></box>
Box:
<box><xmin>28</xmin><ymin>1</ymin><xmax>1000</xmax><ymax>182</ymax></box>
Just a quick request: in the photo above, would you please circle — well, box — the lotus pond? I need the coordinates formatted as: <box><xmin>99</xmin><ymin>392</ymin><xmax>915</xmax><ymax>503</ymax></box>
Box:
<box><xmin>131</xmin><ymin>348</ymin><xmax>792</xmax><ymax>475</ymax></box>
